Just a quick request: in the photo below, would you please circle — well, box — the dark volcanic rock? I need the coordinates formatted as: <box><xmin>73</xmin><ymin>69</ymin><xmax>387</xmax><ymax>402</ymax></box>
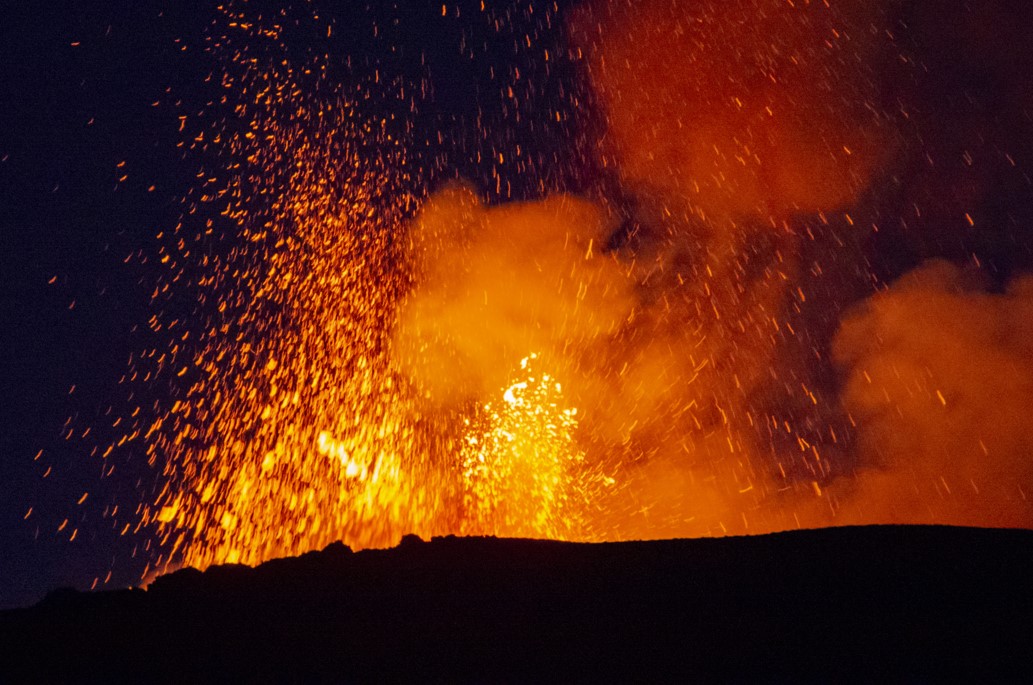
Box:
<box><xmin>2</xmin><ymin>525</ymin><xmax>1032</xmax><ymax>682</ymax></box>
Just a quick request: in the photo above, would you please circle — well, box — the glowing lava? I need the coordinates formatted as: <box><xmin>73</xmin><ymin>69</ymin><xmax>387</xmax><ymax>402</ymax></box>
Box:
<box><xmin>460</xmin><ymin>353</ymin><xmax>605</xmax><ymax>540</ymax></box>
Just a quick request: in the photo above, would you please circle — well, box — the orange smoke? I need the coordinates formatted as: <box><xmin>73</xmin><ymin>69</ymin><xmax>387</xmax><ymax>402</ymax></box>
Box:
<box><xmin>831</xmin><ymin>261</ymin><xmax>1033</xmax><ymax>528</ymax></box>
<box><xmin>392</xmin><ymin>183</ymin><xmax>635</xmax><ymax>407</ymax></box>
<box><xmin>393</xmin><ymin>184</ymin><xmax>810</xmax><ymax>541</ymax></box>
<box><xmin>569</xmin><ymin>0</ymin><xmax>892</xmax><ymax>224</ymax></box>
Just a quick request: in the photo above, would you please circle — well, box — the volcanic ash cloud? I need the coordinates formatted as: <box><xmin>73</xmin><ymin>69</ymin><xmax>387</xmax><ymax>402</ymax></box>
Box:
<box><xmin>833</xmin><ymin>261</ymin><xmax>1033</xmax><ymax>528</ymax></box>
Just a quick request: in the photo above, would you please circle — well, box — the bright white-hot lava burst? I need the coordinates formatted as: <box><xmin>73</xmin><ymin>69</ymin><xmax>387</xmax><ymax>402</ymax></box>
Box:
<box><xmin>71</xmin><ymin>0</ymin><xmax>1033</xmax><ymax>583</ymax></box>
<box><xmin>461</xmin><ymin>353</ymin><xmax>609</xmax><ymax>540</ymax></box>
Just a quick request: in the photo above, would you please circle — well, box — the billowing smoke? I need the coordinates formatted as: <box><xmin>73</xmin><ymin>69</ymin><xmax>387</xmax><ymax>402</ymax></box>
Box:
<box><xmin>832</xmin><ymin>261</ymin><xmax>1033</xmax><ymax>528</ymax></box>
<box><xmin>393</xmin><ymin>0</ymin><xmax>1033</xmax><ymax>536</ymax></box>
<box><xmin>392</xmin><ymin>183</ymin><xmax>793</xmax><ymax>537</ymax></box>
<box><xmin>392</xmin><ymin>183</ymin><xmax>635</xmax><ymax>407</ymax></box>
<box><xmin>568</xmin><ymin>0</ymin><xmax>894</xmax><ymax>226</ymax></box>
<box><xmin>391</xmin><ymin>0</ymin><xmax>911</xmax><ymax>537</ymax></box>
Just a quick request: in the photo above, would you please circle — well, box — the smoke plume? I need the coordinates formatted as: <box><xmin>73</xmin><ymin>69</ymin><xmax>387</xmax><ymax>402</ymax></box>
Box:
<box><xmin>392</xmin><ymin>183</ymin><xmax>635</xmax><ymax>407</ymax></box>
<box><xmin>401</xmin><ymin>0</ymin><xmax>1033</xmax><ymax>536</ymax></box>
<box><xmin>392</xmin><ymin>0</ymin><xmax>912</xmax><ymax>537</ymax></box>
<box><xmin>832</xmin><ymin>261</ymin><xmax>1033</xmax><ymax>528</ymax></box>
<box><xmin>568</xmin><ymin>0</ymin><xmax>894</xmax><ymax>227</ymax></box>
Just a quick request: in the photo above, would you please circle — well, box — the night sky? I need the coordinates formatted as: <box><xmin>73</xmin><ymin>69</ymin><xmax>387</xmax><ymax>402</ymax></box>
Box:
<box><xmin>4</xmin><ymin>0</ymin><xmax>1033</xmax><ymax>611</ymax></box>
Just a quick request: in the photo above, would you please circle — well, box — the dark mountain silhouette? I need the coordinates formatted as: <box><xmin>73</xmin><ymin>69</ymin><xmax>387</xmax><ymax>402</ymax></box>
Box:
<box><xmin>2</xmin><ymin>525</ymin><xmax>1032</xmax><ymax>682</ymax></box>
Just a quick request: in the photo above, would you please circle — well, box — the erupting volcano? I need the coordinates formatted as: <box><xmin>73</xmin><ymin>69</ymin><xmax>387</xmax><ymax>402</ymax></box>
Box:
<box><xmin>6</xmin><ymin>0</ymin><xmax>1033</xmax><ymax>637</ymax></box>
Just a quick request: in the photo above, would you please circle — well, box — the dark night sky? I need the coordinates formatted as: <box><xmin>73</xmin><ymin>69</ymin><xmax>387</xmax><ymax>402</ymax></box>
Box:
<box><xmin>2</xmin><ymin>1</ymin><xmax>204</xmax><ymax>610</ymax></box>
<box><xmin>3</xmin><ymin>0</ymin><xmax>1033</xmax><ymax>610</ymax></box>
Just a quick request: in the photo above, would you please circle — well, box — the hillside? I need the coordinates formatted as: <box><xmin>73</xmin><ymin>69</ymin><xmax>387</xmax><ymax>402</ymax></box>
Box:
<box><xmin>2</xmin><ymin>525</ymin><xmax>1032</xmax><ymax>682</ymax></box>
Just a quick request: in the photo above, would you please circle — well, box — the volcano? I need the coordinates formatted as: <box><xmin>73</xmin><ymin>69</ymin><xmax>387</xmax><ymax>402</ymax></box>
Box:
<box><xmin>6</xmin><ymin>0</ymin><xmax>1033</xmax><ymax>662</ymax></box>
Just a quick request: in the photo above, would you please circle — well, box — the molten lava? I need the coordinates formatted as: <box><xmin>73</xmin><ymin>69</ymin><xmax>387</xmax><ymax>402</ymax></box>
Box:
<box><xmin>461</xmin><ymin>353</ymin><xmax>606</xmax><ymax>540</ymax></box>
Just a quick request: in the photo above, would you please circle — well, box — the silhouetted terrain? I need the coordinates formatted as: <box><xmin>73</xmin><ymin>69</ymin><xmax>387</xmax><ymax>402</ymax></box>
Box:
<box><xmin>2</xmin><ymin>525</ymin><xmax>1032</xmax><ymax>682</ymax></box>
